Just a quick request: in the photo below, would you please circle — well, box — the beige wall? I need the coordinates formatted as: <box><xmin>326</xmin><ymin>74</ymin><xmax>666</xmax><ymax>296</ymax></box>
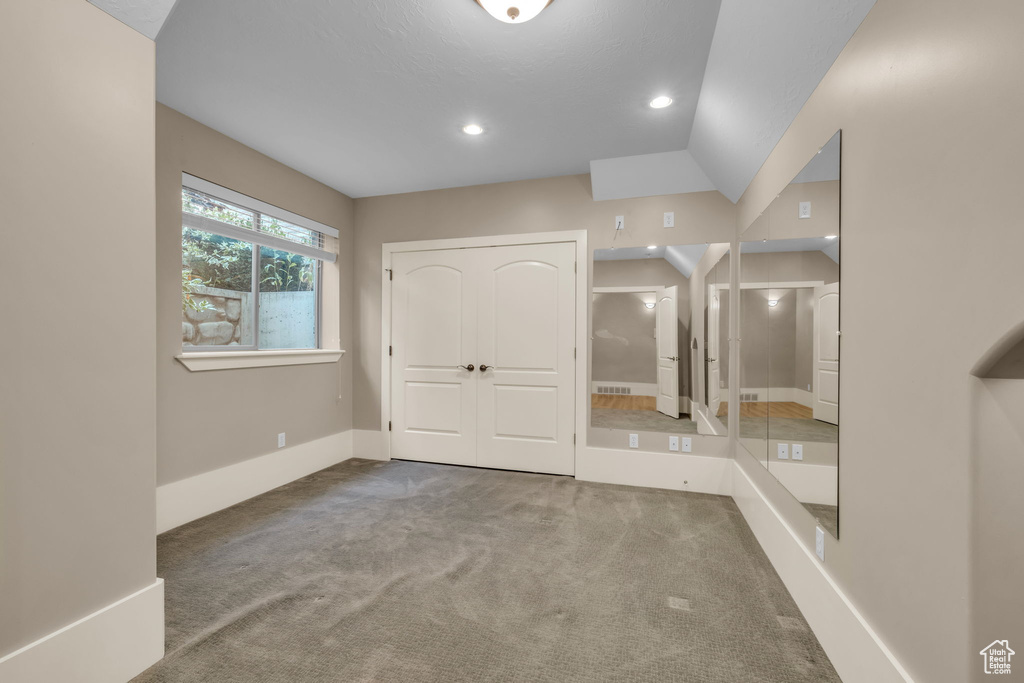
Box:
<box><xmin>734</xmin><ymin>0</ymin><xmax>1024</xmax><ymax>679</ymax></box>
<box><xmin>353</xmin><ymin>175</ymin><xmax>736</xmax><ymax>431</ymax></box>
<box><xmin>156</xmin><ymin>105</ymin><xmax>355</xmax><ymax>485</ymax></box>
<box><xmin>0</xmin><ymin>0</ymin><xmax>156</xmax><ymax>654</ymax></box>
<box><xmin>593</xmin><ymin>258</ymin><xmax>691</xmax><ymax>395</ymax></box>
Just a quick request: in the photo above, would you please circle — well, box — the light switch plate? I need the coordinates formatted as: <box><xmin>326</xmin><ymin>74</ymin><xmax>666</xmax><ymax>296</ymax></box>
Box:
<box><xmin>277</xmin><ymin>432</ymin><xmax>286</xmax><ymax>448</ymax></box>
<box><xmin>777</xmin><ymin>443</ymin><xmax>789</xmax><ymax>459</ymax></box>
<box><xmin>668</xmin><ymin>436</ymin><xmax>680</xmax><ymax>452</ymax></box>
<box><xmin>815</xmin><ymin>527</ymin><xmax>825</xmax><ymax>561</ymax></box>
<box><xmin>681</xmin><ymin>437</ymin><xmax>692</xmax><ymax>453</ymax></box>
<box><xmin>629</xmin><ymin>433</ymin><xmax>639</xmax><ymax>449</ymax></box>
<box><xmin>664</xmin><ymin>212</ymin><xmax>675</xmax><ymax>228</ymax></box>
<box><xmin>792</xmin><ymin>444</ymin><xmax>803</xmax><ymax>461</ymax></box>
<box><xmin>799</xmin><ymin>201</ymin><xmax>811</xmax><ymax>219</ymax></box>
<box><xmin>615</xmin><ymin>215</ymin><xmax>625</xmax><ymax>230</ymax></box>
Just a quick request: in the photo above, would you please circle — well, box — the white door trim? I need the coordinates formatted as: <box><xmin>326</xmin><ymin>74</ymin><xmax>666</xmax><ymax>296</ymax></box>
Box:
<box><xmin>381</xmin><ymin>230</ymin><xmax>589</xmax><ymax>465</ymax></box>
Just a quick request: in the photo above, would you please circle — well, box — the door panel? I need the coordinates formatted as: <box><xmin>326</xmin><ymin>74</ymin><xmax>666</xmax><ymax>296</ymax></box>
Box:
<box><xmin>391</xmin><ymin>251</ymin><xmax>477</xmax><ymax>465</ymax></box>
<box><xmin>707</xmin><ymin>284</ymin><xmax>722</xmax><ymax>414</ymax></box>
<box><xmin>656</xmin><ymin>286</ymin><xmax>680</xmax><ymax>418</ymax></box>
<box><xmin>476</xmin><ymin>243</ymin><xmax>576</xmax><ymax>475</ymax></box>
<box><xmin>813</xmin><ymin>283</ymin><xmax>840</xmax><ymax>424</ymax></box>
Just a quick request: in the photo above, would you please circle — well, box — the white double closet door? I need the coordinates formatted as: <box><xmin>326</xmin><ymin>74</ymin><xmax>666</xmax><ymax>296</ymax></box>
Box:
<box><xmin>390</xmin><ymin>242</ymin><xmax>577</xmax><ymax>476</ymax></box>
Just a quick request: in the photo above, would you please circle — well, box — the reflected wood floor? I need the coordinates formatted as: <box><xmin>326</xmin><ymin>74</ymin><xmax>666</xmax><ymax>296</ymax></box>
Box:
<box><xmin>591</xmin><ymin>394</ymin><xmax>657</xmax><ymax>411</ymax></box>
<box><xmin>717</xmin><ymin>401</ymin><xmax>813</xmax><ymax>419</ymax></box>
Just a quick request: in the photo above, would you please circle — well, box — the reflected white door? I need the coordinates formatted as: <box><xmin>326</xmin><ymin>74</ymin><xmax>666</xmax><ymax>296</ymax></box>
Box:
<box><xmin>656</xmin><ymin>285</ymin><xmax>680</xmax><ymax>418</ymax></box>
<box><xmin>391</xmin><ymin>250</ymin><xmax>478</xmax><ymax>466</ymax></box>
<box><xmin>813</xmin><ymin>283</ymin><xmax>840</xmax><ymax>424</ymax></box>
<box><xmin>707</xmin><ymin>284</ymin><xmax>722</xmax><ymax>414</ymax></box>
<box><xmin>476</xmin><ymin>243</ymin><xmax>576</xmax><ymax>475</ymax></box>
<box><xmin>391</xmin><ymin>243</ymin><xmax>577</xmax><ymax>475</ymax></box>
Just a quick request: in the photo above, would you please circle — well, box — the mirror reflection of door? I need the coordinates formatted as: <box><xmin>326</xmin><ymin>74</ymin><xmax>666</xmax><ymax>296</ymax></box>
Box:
<box><xmin>656</xmin><ymin>286</ymin><xmax>680</xmax><ymax>418</ymax></box>
<box><xmin>706</xmin><ymin>282</ymin><xmax>722</xmax><ymax>415</ymax></box>
<box><xmin>813</xmin><ymin>283</ymin><xmax>840</xmax><ymax>424</ymax></box>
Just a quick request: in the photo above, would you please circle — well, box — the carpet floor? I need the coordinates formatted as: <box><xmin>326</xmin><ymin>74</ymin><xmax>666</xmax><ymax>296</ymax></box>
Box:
<box><xmin>134</xmin><ymin>459</ymin><xmax>839</xmax><ymax>682</ymax></box>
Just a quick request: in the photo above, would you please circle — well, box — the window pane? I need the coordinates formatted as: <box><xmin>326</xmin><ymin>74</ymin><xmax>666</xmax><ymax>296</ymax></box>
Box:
<box><xmin>259</xmin><ymin>215</ymin><xmax>318</xmax><ymax>248</ymax></box>
<box><xmin>182</xmin><ymin>228</ymin><xmax>254</xmax><ymax>347</ymax></box>
<box><xmin>258</xmin><ymin>247</ymin><xmax>317</xmax><ymax>350</ymax></box>
<box><xmin>182</xmin><ymin>187</ymin><xmax>256</xmax><ymax>230</ymax></box>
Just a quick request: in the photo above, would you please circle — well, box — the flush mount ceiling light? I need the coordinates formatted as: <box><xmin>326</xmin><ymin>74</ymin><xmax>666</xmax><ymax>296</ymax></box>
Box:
<box><xmin>463</xmin><ymin>124</ymin><xmax>484</xmax><ymax>135</ymax></box>
<box><xmin>649</xmin><ymin>96</ymin><xmax>674</xmax><ymax>109</ymax></box>
<box><xmin>647</xmin><ymin>245</ymin><xmax>657</xmax><ymax>250</ymax></box>
<box><xmin>474</xmin><ymin>0</ymin><xmax>553</xmax><ymax>23</ymax></box>
<box><xmin>768</xmin><ymin>300</ymin><xmax>779</xmax><ymax>307</ymax></box>
<box><xmin>644</xmin><ymin>302</ymin><xmax>656</xmax><ymax>309</ymax></box>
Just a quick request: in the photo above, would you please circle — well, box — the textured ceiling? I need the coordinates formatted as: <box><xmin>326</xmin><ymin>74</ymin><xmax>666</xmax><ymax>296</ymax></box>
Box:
<box><xmin>87</xmin><ymin>0</ymin><xmax>180</xmax><ymax>40</ymax></box>
<box><xmin>687</xmin><ymin>0</ymin><xmax>875</xmax><ymax>202</ymax></box>
<box><xmin>156</xmin><ymin>0</ymin><xmax>722</xmax><ymax>198</ymax></box>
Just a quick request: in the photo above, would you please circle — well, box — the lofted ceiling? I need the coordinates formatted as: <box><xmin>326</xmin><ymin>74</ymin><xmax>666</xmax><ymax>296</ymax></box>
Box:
<box><xmin>144</xmin><ymin>0</ymin><xmax>874</xmax><ymax>200</ymax></box>
<box><xmin>156</xmin><ymin>0</ymin><xmax>721</xmax><ymax>198</ymax></box>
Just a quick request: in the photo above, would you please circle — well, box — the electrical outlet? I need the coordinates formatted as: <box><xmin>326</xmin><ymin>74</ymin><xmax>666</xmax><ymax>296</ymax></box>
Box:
<box><xmin>615</xmin><ymin>215</ymin><xmax>625</xmax><ymax>231</ymax></box>
<box><xmin>628</xmin><ymin>433</ymin><xmax>639</xmax><ymax>449</ymax></box>
<box><xmin>777</xmin><ymin>443</ymin><xmax>789</xmax><ymax>459</ymax></box>
<box><xmin>663</xmin><ymin>212</ymin><xmax>675</xmax><ymax>228</ymax></box>
<box><xmin>815</xmin><ymin>527</ymin><xmax>825</xmax><ymax>561</ymax></box>
<box><xmin>669</xmin><ymin>436</ymin><xmax>680</xmax><ymax>452</ymax></box>
<box><xmin>799</xmin><ymin>201</ymin><xmax>812</xmax><ymax>219</ymax></box>
<box><xmin>681</xmin><ymin>437</ymin><xmax>692</xmax><ymax>453</ymax></box>
<box><xmin>807</xmin><ymin>383</ymin><xmax>811</xmax><ymax>391</ymax></box>
<box><xmin>277</xmin><ymin>432</ymin><xmax>286</xmax><ymax>448</ymax></box>
<box><xmin>792</xmin><ymin>444</ymin><xmax>803</xmax><ymax>461</ymax></box>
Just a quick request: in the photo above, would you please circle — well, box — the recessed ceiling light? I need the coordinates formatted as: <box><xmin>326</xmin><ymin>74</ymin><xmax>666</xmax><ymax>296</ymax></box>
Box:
<box><xmin>649</xmin><ymin>96</ymin><xmax>673</xmax><ymax>109</ymax></box>
<box><xmin>475</xmin><ymin>0</ymin><xmax>553</xmax><ymax>23</ymax></box>
<box><xmin>463</xmin><ymin>124</ymin><xmax>484</xmax><ymax>135</ymax></box>
<box><xmin>768</xmin><ymin>300</ymin><xmax>779</xmax><ymax>307</ymax></box>
<box><xmin>644</xmin><ymin>302</ymin><xmax>656</xmax><ymax>309</ymax></box>
<box><xmin>825</xmin><ymin>235</ymin><xmax>838</xmax><ymax>239</ymax></box>
<box><xmin>647</xmin><ymin>245</ymin><xmax>657</xmax><ymax>250</ymax></box>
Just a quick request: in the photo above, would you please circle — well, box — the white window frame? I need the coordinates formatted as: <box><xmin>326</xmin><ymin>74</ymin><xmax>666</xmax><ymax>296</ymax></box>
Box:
<box><xmin>177</xmin><ymin>173</ymin><xmax>343</xmax><ymax>369</ymax></box>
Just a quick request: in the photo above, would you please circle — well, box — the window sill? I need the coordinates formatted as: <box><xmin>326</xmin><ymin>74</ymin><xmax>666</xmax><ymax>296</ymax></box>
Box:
<box><xmin>175</xmin><ymin>349</ymin><xmax>345</xmax><ymax>372</ymax></box>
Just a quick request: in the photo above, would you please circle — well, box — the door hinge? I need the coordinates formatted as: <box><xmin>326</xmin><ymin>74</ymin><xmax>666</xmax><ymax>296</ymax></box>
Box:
<box><xmin>388</xmin><ymin>421</ymin><xmax>392</xmax><ymax>431</ymax></box>
<box><xmin>386</xmin><ymin>268</ymin><xmax>392</xmax><ymax>281</ymax></box>
<box><xmin>574</xmin><ymin>347</ymin><xmax>576</xmax><ymax>359</ymax></box>
<box><xmin>574</xmin><ymin>261</ymin><xmax>577</xmax><ymax>273</ymax></box>
<box><xmin>573</xmin><ymin>433</ymin><xmax>576</xmax><ymax>444</ymax></box>
<box><xmin>389</xmin><ymin>345</ymin><xmax>393</xmax><ymax>356</ymax></box>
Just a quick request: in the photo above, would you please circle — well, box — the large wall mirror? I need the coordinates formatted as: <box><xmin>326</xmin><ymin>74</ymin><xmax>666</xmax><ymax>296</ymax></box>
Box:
<box><xmin>592</xmin><ymin>243</ymin><xmax>731</xmax><ymax>437</ymax></box>
<box><xmin>739</xmin><ymin>130</ymin><xmax>841</xmax><ymax>538</ymax></box>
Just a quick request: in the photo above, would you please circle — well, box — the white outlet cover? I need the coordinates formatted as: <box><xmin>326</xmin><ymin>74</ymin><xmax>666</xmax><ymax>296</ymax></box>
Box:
<box><xmin>815</xmin><ymin>527</ymin><xmax>825</xmax><ymax>561</ymax></box>
<box><xmin>615</xmin><ymin>215</ymin><xmax>625</xmax><ymax>230</ymax></box>
<box><xmin>681</xmin><ymin>437</ymin><xmax>692</xmax><ymax>453</ymax></box>
<box><xmin>669</xmin><ymin>436</ymin><xmax>680</xmax><ymax>452</ymax></box>
<box><xmin>278</xmin><ymin>432</ymin><xmax>286</xmax><ymax>448</ymax></box>
<box><xmin>799</xmin><ymin>201</ymin><xmax>812</xmax><ymax>219</ymax></box>
<box><xmin>777</xmin><ymin>443</ymin><xmax>789</xmax><ymax>459</ymax></box>
<box><xmin>663</xmin><ymin>212</ymin><xmax>675</xmax><ymax>228</ymax></box>
<box><xmin>792</xmin><ymin>444</ymin><xmax>803</xmax><ymax>460</ymax></box>
<box><xmin>629</xmin><ymin>433</ymin><xmax>639</xmax><ymax>449</ymax></box>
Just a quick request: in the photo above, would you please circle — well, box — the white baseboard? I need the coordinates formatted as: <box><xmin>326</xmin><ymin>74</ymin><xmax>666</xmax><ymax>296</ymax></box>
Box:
<box><xmin>353</xmin><ymin>429</ymin><xmax>389</xmax><ymax>461</ymax></box>
<box><xmin>0</xmin><ymin>579</ymin><xmax>164</xmax><ymax>683</ymax></box>
<box><xmin>157</xmin><ymin>430</ymin><xmax>354</xmax><ymax>534</ymax></box>
<box><xmin>769</xmin><ymin>460</ymin><xmax>838</xmax><ymax>506</ymax></box>
<box><xmin>731</xmin><ymin>461</ymin><xmax>913</xmax><ymax>683</ymax></box>
<box><xmin>577</xmin><ymin>446</ymin><xmax>733</xmax><ymax>495</ymax></box>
